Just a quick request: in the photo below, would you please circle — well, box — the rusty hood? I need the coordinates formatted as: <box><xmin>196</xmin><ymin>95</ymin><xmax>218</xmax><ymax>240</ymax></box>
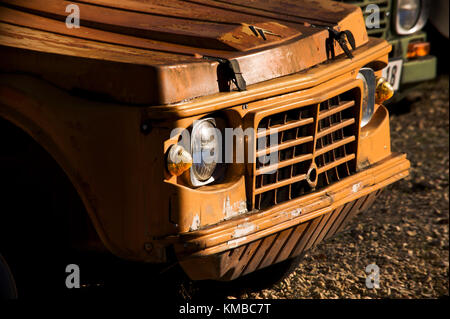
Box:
<box><xmin>0</xmin><ymin>0</ymin><xmax>369</xmax><ymax>105</ymax></box>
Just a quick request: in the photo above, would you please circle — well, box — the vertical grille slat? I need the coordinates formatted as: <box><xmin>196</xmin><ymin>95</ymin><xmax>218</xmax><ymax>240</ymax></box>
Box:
<box><xmin>253</xmin><ymin>89</ymin><xmax>360</xmax><ymax>211</ymax></box>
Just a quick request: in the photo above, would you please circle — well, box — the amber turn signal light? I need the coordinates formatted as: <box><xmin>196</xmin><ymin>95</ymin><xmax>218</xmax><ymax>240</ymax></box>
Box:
<box><xmin>407</xmin><ymin>42</ymin><xmax>430</xmax><ymax>59</ymax></box>
<box><xmin>167</xmin><ymin>144</ymin><xmax>192</xmax><ymax>176</ymax></box>
<box><xmin>375</xmin><ymin>77</ymin><xmax>394</xmax><ymax>104</ymax></box>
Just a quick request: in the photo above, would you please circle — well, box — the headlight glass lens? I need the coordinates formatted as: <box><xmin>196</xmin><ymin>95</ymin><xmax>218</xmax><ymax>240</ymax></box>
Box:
<box><xmin>191</xmin><ymin>119</ymin><xmax>220</xmax><ymax>183</ymax></box>
<box><xmin>398</xmin><ymin>0</ymin><xmax>421</xmax><ymax>30</ymax></box>
<box><xmin>357</xmin><ymin>68</ymin><xmax>376</xmax><ymax>128</ymax></box>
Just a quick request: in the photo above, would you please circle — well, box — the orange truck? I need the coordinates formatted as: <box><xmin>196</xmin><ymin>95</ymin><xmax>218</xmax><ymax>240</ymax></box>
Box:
<box><xmin>0</xmin><ymin>0</ymin><xmax>410</xmax><ymax>298</ymax></box>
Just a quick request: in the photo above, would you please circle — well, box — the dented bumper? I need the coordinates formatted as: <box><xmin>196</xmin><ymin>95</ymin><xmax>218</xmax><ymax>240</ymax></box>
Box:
<box><xmin>175</xmin><ymin>152</ymin><xmax>409</xmax><ymax>280</ymax></box>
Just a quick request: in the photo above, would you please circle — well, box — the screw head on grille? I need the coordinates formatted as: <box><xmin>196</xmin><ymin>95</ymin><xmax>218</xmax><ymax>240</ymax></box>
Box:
<box><xmin>306</xmin><ymin>163</ymin><xmax>318</xmax><ymax>188</ymax></box>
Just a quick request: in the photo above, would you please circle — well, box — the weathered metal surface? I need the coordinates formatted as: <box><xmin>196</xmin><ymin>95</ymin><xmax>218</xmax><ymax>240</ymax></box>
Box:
<box><xmin>0</xmin><ymin>1</ymin><xmax>409</xmax><ymax>278</ymax></box>
<box><xmin>0</xmin><ymin>0</ymin><xmax>368</xmax><ymax>104</ymax></box>
<box><xmin>0</xmin><ymin>34</ymin><xmax>394</xmax><ymax>265</ymax></box>
<box><xmin>1</xmin><ymin>0</ymin><xmax>304</xmax><ymax>51</ymax></box>
<box><xmin>177</xmin><ymin>185</ymin><xmax>388</xmax><ymax>281</ymax></box>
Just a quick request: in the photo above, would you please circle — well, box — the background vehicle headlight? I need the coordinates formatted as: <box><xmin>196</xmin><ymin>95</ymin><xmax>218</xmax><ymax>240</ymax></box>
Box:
<box><xmin>190</xmin><ymin>118</ymin><xmax>220</xmax><ymax>186</ymax></box>
<box><xmin>357</xmin><ymin>68</ymin><xmax>376</xmax><ymax>128</ymax></box>
<box><xmin>395</xmin><ymin>0</ymin><xmax>430</xmax><ymax>35</ymax></box>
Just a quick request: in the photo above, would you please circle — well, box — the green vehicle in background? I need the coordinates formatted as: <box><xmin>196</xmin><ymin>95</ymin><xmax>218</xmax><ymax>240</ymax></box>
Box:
<box><xmin>340</xmin><ymin>0</ymin><xmax>436</xmax><ymax>96</ymax></box>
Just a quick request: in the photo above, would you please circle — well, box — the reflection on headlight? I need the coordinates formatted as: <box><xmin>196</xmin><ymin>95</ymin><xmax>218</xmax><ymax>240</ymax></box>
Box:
<box><xmin>396</xmin><ymin>0</ymin><xmax>430</xmax><ymax>35</ymax></box>
<box><xmin>399</xmin><ymin>0</ymin><xmax>421</xmax><ymax>30</ymax></box>
<box><xmin>191</xmin><ymin>118</ymin><xmax>220</xmax><ymax>185</ymax></box>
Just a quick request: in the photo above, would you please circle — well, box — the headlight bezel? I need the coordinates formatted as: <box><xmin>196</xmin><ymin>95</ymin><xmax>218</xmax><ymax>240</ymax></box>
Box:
<box><xmin>395</xmin><ymin>0</ymin><xmax>430</xmax><ymax>35</ymax></box>
<box><xmin>189</xmin><ymin>117</ymin><xmax>221</xmax><ymax>187</ymax></box>
<box><xmin>357</xmin><ymin>68</ymin><xmax>376</xmax><ymax>128</ymax></box>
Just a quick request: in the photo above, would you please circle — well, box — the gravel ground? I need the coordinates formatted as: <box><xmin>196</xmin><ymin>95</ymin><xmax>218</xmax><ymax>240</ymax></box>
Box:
<box><xmin>231</xmin><ymin>74</ymin><xmax>449</xmax><ymax>299</ymax></box>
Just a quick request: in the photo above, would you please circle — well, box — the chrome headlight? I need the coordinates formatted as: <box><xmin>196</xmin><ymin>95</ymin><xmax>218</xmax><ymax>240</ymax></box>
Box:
<box><xmin>190</xmin><ymin>118</ymin><xmax>220</xmax><ymax>186</ymax></box>
<box><xmin>395</xmin><ymin>0</ymin><xmax>430</xmax><ymax>35</ymax></box>
<box><xmin>357</xmin><ymin>68</ymin><xmax>376</xmax><ymax>128</ymax></box>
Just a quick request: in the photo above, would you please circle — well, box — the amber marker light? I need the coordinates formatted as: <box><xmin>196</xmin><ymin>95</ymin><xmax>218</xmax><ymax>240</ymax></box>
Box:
<box><xmin>406</xmin><ymin>41</ymin><xmax>430</xmax><ymax>59</ymax></box>
<box><xmin>167</xmin><ymin>144</ymin><xmax>193</xmax><ymax>176</ymax></box>
<box><xmin>375</xmin><ymin>77</ymin><xmax>394</xmax><ymax>104</ymax></box>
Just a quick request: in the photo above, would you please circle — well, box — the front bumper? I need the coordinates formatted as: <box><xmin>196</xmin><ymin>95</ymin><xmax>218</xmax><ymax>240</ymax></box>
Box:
<box><xmin>175</xmin><ymin>152</ymin><xmax>409</xmax><ymax>281</ymax></box>
<box><xmin>401</xmin><ymin>56</ymin><xmax>437</xmax><ymax>85</ymax></box>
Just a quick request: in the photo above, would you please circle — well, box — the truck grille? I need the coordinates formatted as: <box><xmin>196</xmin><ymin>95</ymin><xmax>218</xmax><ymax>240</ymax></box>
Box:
<box><xmin>340</xmin><ymin>0</ymin><xmax>391</xmax><ymax>38</ymax></box>
<box><xmin>253</xmin><ymin>89</ymin><xmax>360</xmax><ymax>210</ymax></box>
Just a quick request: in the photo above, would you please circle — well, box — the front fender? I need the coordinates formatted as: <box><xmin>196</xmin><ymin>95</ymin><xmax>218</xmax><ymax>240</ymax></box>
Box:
<box><xmin>0</xmin><ymin>74</ymin><xmax>172</xmax><ymax>262</ymax></box>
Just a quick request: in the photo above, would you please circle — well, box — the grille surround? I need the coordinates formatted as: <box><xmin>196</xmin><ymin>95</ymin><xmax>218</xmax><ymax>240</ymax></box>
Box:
<box><xmin>250</xmin><ymin>86</ymin><xmax>362</xmax><ymax>211</ymax></box>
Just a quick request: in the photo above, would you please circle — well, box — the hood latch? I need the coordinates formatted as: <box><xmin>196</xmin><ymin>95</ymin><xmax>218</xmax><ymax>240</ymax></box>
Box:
<box><xmin>203</xmin><ymin>56</ymin><xmax>247</xmax><ymax>92</ymax></box>
<box><xmin>326</xmin><ymin>28</ymin><xmax>357</xmax><ymax>59</ymax></box>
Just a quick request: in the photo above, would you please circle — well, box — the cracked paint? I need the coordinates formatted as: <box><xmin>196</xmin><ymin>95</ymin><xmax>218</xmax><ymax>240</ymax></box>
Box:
<box><xmin>223</xmin><ymin>196</ymin><xmax>248</xmax><ymax>219</ymax></box>
<box><xmin>352</xmin><ymin>182</ymin><xmax>362</xmax><ymax>193</ymax></box>
<box><xmin>189</xmin><ymin>214</ymin><xmax>200</xmax><ymax>231</ymax></box>
<box><xmin>232</xmin><ymin>222</ymin><xmax>257</xmax><ymax>238</ymax></box>
<box><xmin>281</xmin><ymin>207</ymin><xmax>302</xmax><ymax>219</ymax></box>
<box><xmin>227</xmin><ymin>236</ymin><xmax>247</xmax><ymax>248</ymax></box>
<box><xmin>291</xmin><ymin>207</ymin><xmax>302</xmax><ymax>217</ymax></box>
